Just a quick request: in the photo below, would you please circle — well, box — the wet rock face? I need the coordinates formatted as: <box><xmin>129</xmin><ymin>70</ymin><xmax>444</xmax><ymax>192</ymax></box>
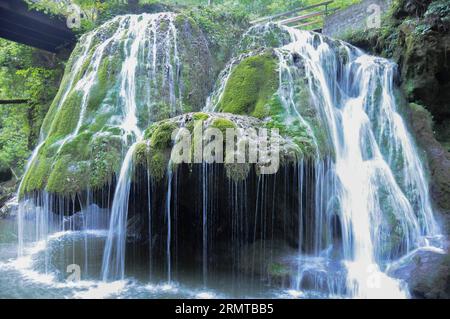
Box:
<box><xmin>0</xmin><ymin>179</ymin><xmax>18</xmax><ymax>219</ymax></box>
<box><xmin>399</xmin><ymin>24</ymin><xmax>450</xmax><ymax>124</ymax></box>
<box><xmin>388</xmin><ymin>247</ymin><xmax>450</xmax><ymax>299</ymax></box>
<box><xmin>392</xmin><ymin>0</ymin><xmax>433</xmax><ymax>19</ymax></box>
<box><xmin>409</xmin><ymin>103</ymin><xmax>450</xmax><ymax>231</ymax></box>
<box><xmin>382</xmin><ymin>1</ymin><xmax>450</xmax><ymax>128</ymax></box>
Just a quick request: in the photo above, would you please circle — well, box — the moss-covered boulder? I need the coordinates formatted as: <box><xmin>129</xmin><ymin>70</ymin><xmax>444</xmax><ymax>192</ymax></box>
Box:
<box><xmin>217</xmin><ymin>50</ymin><xmax>279</xmax><ymax>118</ymax></box>
<box><xmin>133</xmin><ymin>112</ymin><xmax>302</xmax><ymax>182</ymax></box>
<box><xmin>213</xmin><ymin>47</ymin><xmax>331</xmax><ymax>158</ymax></box>
<box><xmin>409</xmin><ymin>103</ymin><xmax>450</xmax><ymax>231</ymax></box>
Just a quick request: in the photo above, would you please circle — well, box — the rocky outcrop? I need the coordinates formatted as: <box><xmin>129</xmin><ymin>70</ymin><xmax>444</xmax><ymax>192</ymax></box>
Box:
<box><xmin>343</xmin><ymin>0</ymin><xmax>450</xmax><ymax>133</ymax></box>
<box><xmin>0</xmin><ymin>179</ymin><xmax>18</xmax><ymax>219</ymax></box>
<box><xmin>409</xmin><ymin>104</ymin><xmax>450</xmax><ymax>231</ymax></box>
<box><xmin>388</xmin><ymin>247</ymin><xmax>450</xmax><ymax>298</ymax></box>
<box><xmin>134</xmin><ymin>112</ymin><xmax>301</xmax><ymax>182</ymax></box>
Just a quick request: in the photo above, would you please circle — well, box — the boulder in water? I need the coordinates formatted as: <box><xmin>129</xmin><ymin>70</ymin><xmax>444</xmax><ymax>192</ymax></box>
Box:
<box><xmin>388</xmin><ymin>247</ymin><xmax>450</xmax><ymax>298</ymax></box>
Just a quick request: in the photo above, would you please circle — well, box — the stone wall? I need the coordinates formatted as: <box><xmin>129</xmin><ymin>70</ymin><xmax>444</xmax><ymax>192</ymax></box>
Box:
<box><xmin>323</xmin><ymin>0</ymin><xmax>392</xmax><ymax>38</ymax></box>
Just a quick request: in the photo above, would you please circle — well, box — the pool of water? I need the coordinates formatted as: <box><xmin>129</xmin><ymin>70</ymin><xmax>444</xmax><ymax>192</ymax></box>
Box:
<box><xmin>0</xmin><ymin>217</ymin><xmax>315</xmax><ymax>299</ymax></box>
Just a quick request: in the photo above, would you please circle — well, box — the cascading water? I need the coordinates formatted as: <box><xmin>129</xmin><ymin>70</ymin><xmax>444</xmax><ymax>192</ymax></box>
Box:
<box><xmin>276</xmin><ymin>27</ymin><xmax>442</xmax><ymax>298</ymax></box>
<box><xmin>101</xmin><ymin>13</ymin><xmax>181</xmax><ymax>281</ymax></box>
<box><xmin>16</xmin><ymin>31</ymin><xmax>96</xmax><ymax>257</ymax></box>
<box><xmin>6</xmin><ymin>12</ymin><xmax>444</xmax><ymax>299</ymax></box>
<box><xmin>14</xmin><ymin>12</ymin><xmax>185</xmax><ymax>285</ymax></box>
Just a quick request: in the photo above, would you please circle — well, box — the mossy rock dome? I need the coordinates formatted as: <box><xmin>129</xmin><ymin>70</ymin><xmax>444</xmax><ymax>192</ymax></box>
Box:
<box><xmin>211</xmin><ymin>48</ymin><xmax>332</xmax><ymax>158</ymax></box>
<box><xmin>19</xmin><ymin>12</ymin><xmax>222</xmax><ymax>197</ymax></box>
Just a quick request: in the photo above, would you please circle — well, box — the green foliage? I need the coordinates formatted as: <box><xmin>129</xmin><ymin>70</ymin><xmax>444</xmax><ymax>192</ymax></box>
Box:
<box><xmin>192</xmin><ymin>112</ymin><xmax>210</xmax><ymax>121</ymax></box>
<box><xmin>0</xmin><ymin>39</ymin><xmax>63</xmax><ymax>175</ymax></box>
<box><xmin>139</xmin><ymin>120</ymin><xmax>178</xmax><ymax>182</ymax></box>
<box><xmin>24</xmin><ymin>0</ymin><xmax>364</xmax><ymax>36</ymax></box>
<box><xmin>218</xmin><ymin>52</ymin><xmax>278</xmax><ymax>118</ymax></box>
<box><xmin>0</xmin><ymin>107</ymin><xmax>30</xmax><ymax>174</ymax></box>
<box><xmin>210</xmin><ymin>118</ymin><xmax>237</xmax><ymax>133</ymax></box>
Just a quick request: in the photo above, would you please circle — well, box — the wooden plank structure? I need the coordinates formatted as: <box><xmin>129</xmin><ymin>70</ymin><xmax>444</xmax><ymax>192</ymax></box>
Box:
<box><xmin>0</xmin><ymin>99</ymin><xmax>29</xmax><ymax>105</ymax></box>
<box><xmin>250</xmin><ymin>1</ymin><xmax>336</xmax><ymax>31</ymax></box>
<box><xmin>0</xmin><ymin>0</ymin><xmax>76</xmax><ymax>53</ymax></box>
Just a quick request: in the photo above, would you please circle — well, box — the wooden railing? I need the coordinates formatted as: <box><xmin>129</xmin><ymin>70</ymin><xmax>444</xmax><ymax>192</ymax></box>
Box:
<box><xmin>250</xmin><ymin>1</ymin><xmax>337</xmax><ymax>31</ymax></box>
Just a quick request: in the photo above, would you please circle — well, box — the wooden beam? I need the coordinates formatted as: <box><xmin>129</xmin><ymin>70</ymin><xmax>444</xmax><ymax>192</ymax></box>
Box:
<box><xmin>250</xmin><ymin>1</ymin><xmax>333</xmax><ymax>24</ymax></box>
<box><xmin>278</xmin><ymin>10</ymin><xmax>327</xmax><ymax>25</ymax></box>
<box><xmin>0</xmin><ymin>0</ymin><xmax>70</xmax><ymax>33</ymax></box>
<box><xmin>292</xmin><ymin>21</ymin><xmax>320</xmax><ymax>29</ymax></box>
<box><xmin>0</xmin><ymin>0</ymin><xmax>75</xmax><ymax>52</ymax></box>
<box><xmin>0</xmin><ymin>99</ymin><xmax>29</xmax><ymax>104</ymax></box>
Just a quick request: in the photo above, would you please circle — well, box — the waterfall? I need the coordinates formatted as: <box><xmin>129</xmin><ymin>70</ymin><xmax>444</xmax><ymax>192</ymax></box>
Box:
<box><xmin>101</xmin><ymin>16</ymin><xmax>149</xmax><ymax>279</ymax></box>
<box><xmin>101</xmin><ymin>13</ymin><xmax>181</xmax><ymax>281</ymax></box>
<box><xmin>202</xmin><ymin>162</ymin><xmax>208</xmax><ymax>287</ymax></box>
<box><xmin>17</xmin><ymin>12</ymin><xmax>183</xmax><ymax>282</ymax></box>
<box><xmin>278</xmin><ymin>28</ymin><xmax>442</xmax><ymax>298</ymax></box>
<box><xmin>11</xmin><ymin>11</ymin><xmax>444</xmax><ymax>299</ymax></box>
<box><xmin>17</xmin><ymin>30</ymin><xmax>97</xmax><ymax>257</ymax></box>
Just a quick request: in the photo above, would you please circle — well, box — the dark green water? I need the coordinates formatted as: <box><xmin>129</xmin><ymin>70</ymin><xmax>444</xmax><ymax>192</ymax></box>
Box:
<box><xmin>0</xmin><ymin>218</ymin><xmax>307</xmax><ymax>299</ymax></box>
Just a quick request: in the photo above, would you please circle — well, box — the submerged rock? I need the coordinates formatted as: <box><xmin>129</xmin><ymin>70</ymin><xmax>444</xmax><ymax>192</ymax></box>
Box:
<box><xmin>0</xmin><ymin>196</ymin><xmax>18</xmax><ymax>219</ymax></box>
<box><xmin>0</xmin><ymin>179</ymin><xmax>18</xmax><ymax>219</ymax></box>
<box><xmin>388</xmin><ymin>247</ymin><xmax>450</xmax><ymax>298</ymax></box>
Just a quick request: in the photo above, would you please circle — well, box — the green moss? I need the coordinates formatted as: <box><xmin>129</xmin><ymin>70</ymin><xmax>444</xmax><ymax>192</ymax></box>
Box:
<box><xmin>148</xmin><ymin>150</ymin><xmax>169</xmax><ymax>182</ymax></box>
<box><xmin>263</xmin><ymin>94</ymin><xmax>316</xmax><ymax>157</ymax></box>
<box><xmin>218</xmin><ymin>52</ymin><xmax>278</xmax><ymax>118</ymax></box>
<box><xmin>149</xmin><ymin>121</ymin><xmax>178</xmax><ymax>149</ymax></box>
<box><xmin>210</xmin><ymin>118</ymin><xmax>236</xmax><ymax>134</ymax></box>
<box><xmin>47</xmin><ymin>90</ymin><xmax>83</xmax><ymax>139</ymax></box>
<box><xmin>133</xmin><ymin>142</ymin><xmax>149</xmax><ymax>166</ymax></box>
<box><xmin>88</xmin><ymin>133</ymin><xmax>122</xmax><ymax>189</ymax></box>
<box><xmin>86</xmin><ymin>56</ymin><xmax>111</xmax><ymax>113</ymax></box>
<box><xmin>140</xmin><ymin>120</ymin><xmax>179</xmax><ymax>182</ymax></box>
<box><xmin>46</xmin><ymin>156</ymin><xmax>90</xmax><ymax>194</ymax></box>
<box><xmin>59</xmin><ymin>131</ymin><xmax>92</xmax><ymax>159</ymax></box>
<box><xmin>20</xmin><ymin>157</ymin><xmax>52</xmax><ymax>196</ymax></box>
<box><xmin>192</xmin><ymin>112</ymin><xmax>210</xmax><ymax>121</ymax></box>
